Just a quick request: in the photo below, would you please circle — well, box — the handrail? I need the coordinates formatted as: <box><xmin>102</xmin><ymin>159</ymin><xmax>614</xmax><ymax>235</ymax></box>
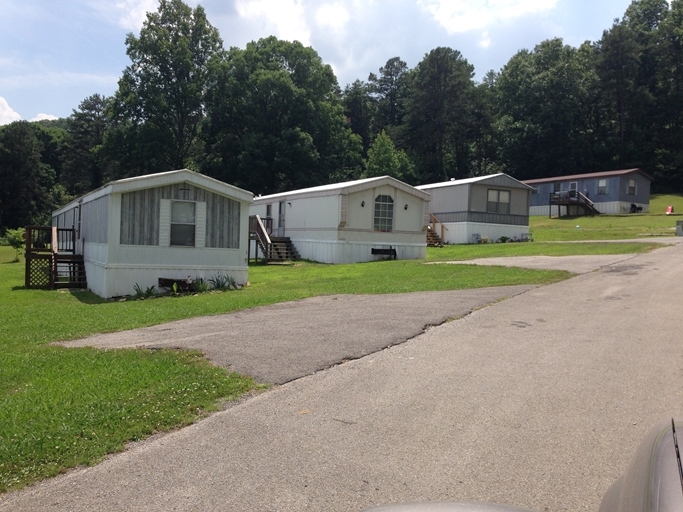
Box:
<box><xmin>428</xmin><ymin>212</ymin><xmax>448</xmax><ymax>241</ymax></box>
<box><xmin>249</xmin><ymin>215</ymin><xmax>272</xmax><ymax>261</ymax></box>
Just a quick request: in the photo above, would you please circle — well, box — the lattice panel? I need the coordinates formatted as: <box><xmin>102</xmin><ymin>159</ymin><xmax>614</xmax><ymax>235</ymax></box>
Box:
<box><xmin>27</xmin><ymin>256</ymin><xmax>52</xmax><ymax>289</ymax></box>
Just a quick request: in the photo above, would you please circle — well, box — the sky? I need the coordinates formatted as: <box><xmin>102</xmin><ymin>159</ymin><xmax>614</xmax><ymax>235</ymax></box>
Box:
<box><xmin>0</xmin><ymin>0</ymin><xmax>639</xmax><ymax>125</ymax></box>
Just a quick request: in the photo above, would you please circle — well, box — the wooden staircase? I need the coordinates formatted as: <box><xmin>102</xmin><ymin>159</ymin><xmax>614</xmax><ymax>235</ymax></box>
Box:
<box><xmin>426</xmin><ymin>226</ymin><xmax>444</xmax><ymax>247</ymax></box>
<box><xmin>267</xmin><ymin>237</ymin><xmax>300</xmax><ymax>262</ymax></box>
<box><xmin>549</xmin><ymin>191</ymin><xmax>601</xmax><ymax>217</ymax></box>
<box><xmin>426</xmin><ymin>213</ymin><xmax>447</xmax><ymax>247</ymax></box>
<box><xmin>249</xmin><ymin>215</ymin><xmax>300</xmax><ymax>263</ymax></box>
<box><xmin>54</xmin><ymin>254</ymin><xmax>87</xmax><ymax>289</ymax></box>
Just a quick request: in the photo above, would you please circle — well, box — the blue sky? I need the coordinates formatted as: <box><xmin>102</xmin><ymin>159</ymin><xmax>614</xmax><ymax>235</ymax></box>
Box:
<box><xmin>0</xmin><ymin>0</ymin><xmax>637</xmax><ymax>125</ymax></box>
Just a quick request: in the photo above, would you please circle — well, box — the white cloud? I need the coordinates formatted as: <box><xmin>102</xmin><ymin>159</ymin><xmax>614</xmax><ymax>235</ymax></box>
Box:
<box><xmin>418</xmin><ymin>0</ymin><xmax>558</xmax><ymax>34</ymax></box>
<box><xmin>0</xmin><ymin>97</ymin><xmax>22</xmax><ymax>126</ymax></box>
<box><xmin>480</xmin><ymin>31</ymin><xmax>491</xmax><ymax>48</ymax></box>
<box><xmin>84</xmin><ymin>0</ymin><xmax>201</xmax><ymax>31</ymax></box>
<box><xmin>235</xmin><ymin>0</ymin><xmax>311</xmax><ymax>45</ymax></box>
<box><xmin>30</xmin><ymin>113</ymin><xmax>59</xmax><ymax>122</ymax></box>
<box><xmin>114</xmin><ymin>0</ymin><xmax>160</xmax><ymax>30</ymax></box>
<box><xmin>315</xmin><ymin>3</ymin><xmax>351</xmax><ymax>34</ymax></box>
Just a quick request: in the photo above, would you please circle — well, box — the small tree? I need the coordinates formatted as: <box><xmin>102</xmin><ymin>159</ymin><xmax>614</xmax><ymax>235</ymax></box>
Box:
<box><xmin>364</xmin><ymin>131</ymin><xmax>414</xmax><ymax>181</ymax></box>
<box><xmin>5</xmin><ymin>227</ymin><xmax>26</xmax><ymax>262</ymax></box>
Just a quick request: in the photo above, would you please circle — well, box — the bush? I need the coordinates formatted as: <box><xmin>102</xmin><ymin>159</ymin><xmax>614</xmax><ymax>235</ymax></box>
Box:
<box><xmin>5</xmin><ymin>228</ymin><xmax>26</xmax><ymax>262</ymax></box>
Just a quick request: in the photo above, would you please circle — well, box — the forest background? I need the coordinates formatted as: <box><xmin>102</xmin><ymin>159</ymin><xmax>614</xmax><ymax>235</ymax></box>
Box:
<box><xmin>1</xmin><ymin>0</ymin><xmax>681</xmax><ymax>233</ymax></box>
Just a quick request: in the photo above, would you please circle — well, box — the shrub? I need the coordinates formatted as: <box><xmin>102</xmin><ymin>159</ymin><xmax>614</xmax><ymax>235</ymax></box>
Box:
<box><xmin>5</xmin><ymin>228</ymin><xmax>26</xmax><ymax>262</ymax></box>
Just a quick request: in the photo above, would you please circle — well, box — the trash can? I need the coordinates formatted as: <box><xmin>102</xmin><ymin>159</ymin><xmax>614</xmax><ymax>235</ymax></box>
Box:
<box><xmin>677</xmin><ymin>220</ymin><xmax>683</xmax><ymax>237</ymax></box>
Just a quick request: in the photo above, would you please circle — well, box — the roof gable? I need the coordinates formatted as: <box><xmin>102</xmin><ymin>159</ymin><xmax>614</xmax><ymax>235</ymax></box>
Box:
<box><xmin>54</xmin><ymin>169</ymin><xmax>253</xmax><ymax>216</ymax></box>
<box><xmin>252</xmin><ymin>176</ymin><xmax>431</xmax><ymax>203</ymax></box>
<box><xmin>417</xmin><ymin>173</ymin><xmax>532</xmax><ymax>191</ymax></box>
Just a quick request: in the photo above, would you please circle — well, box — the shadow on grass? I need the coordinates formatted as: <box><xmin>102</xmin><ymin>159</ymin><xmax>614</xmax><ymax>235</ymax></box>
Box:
<box><xmin>68</xmin><ymin>289</ymin><xmax>107</xmax><ymax>304</ymax></box>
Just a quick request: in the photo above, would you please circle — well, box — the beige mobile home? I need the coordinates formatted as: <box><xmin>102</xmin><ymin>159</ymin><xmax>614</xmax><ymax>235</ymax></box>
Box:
<box><xmin>250</xmin><ymin>176</ymin><xmax>431</xmax><ymax>263</ymax></box>
<box><xmin>417</xmin><ymin>174</ymin><xmax>532</xmax><ymax>244</ymax></box>
<box><xmin>52</xmin><ymin>169</ymin><xmax>253</xmax><ymax>298</ymax></box>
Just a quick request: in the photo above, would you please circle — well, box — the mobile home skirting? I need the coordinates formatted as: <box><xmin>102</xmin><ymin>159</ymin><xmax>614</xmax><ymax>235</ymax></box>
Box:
<box><xmin>440</xmin><ymin>222</ymin><xmax>531</xmax><ymax>244</ymax></box>
<box><xmin>287</xmin><ymin>238</ymin><xmax>426</xmax><ymax>264</ymax></box>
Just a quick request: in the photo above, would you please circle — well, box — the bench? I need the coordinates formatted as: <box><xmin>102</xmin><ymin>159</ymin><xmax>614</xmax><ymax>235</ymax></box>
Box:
<box><xmin>371</xmin><ymin>246</ymin><xmax>397</xmax><ymax>260</ymax></box>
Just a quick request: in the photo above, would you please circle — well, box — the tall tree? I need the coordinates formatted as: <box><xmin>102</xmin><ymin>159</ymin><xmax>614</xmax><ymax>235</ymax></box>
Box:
<box><xmin>653</xmin><ymin>0</ymin><xmax>683</xmax><ymax>190</ymax></box>
<box><xmin>342</xmin><ymin>80</ymin><xmax>377</xmax><ymax>157</ymax></box>
<box><xmin>202</xmin><ymin>36</ymin><xmax>362</xmax><ymax>194</ymax></box>
<box><xmin>62</xmin><ymin>94</ymin><xmax>110</xmax><ymax>195</ymax></box>
<box><xmin>112</xmin><ymin>0</ymin><xmax>223</xmax><ymax>170</ymax></box>
<box><xmin>368</xmin><ymin>57</ymin><xmax>411</xmax><ymax>132</ymax></box>
<box><xmin>496</xmin><ymin>39</ymin><xmax>599</xmax><ymax>179</ymax></box>
<box><xmin>404</xmin><ymin>47</ymin><xmax>476</xmax><ymax>183</ymax></box>
<box><xmin>0</xmin><ymin>122</ymin><xmax>62</xmax><ymax>230</ymax></box>
<box><xmin>596</xmin><ymin>22</ymin><xmax>644</xmax><ymax>167</ymax></box>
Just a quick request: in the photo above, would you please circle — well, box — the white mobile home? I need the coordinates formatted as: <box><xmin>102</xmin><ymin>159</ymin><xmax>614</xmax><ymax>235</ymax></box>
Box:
<box><xmin>417</xmin><ymin>174</ymin><xmax>532</xmax><ymax>244</ymax></box>
<box><xmin>250</xmin><ymin>176</ymin><xmax>431</xmax><ymax>263</ymax></box>
<box><xmin>52</xmin><ymin>169</ymin><xmax>253</xmax><ymax>298</ymax></box>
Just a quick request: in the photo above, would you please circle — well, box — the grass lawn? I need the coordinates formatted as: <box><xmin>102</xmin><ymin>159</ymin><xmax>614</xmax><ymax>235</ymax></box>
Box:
<box><xmin>529</xmin><ymin>193</ymin><xmax>683</xmax><ymax>241</ymax></box>
<box><xmin>0</xmin><ymin>218</ymin><xmax>667</xmax><ymax>494</ymax></box>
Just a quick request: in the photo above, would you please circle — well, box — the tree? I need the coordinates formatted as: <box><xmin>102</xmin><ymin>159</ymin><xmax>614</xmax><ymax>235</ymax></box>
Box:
<box><xmin>0</xmin><ymin>122</ymin><xmax>61</xmax><ymax>231</ymax></box>
<box><xmin>496</xmin><ymin>39</ymin><xmax>600</xmax><ymax>179</ymax></box>
<box><xmin>202</xmin><ymin>36</ymin><xmax>362</xmax><ymax>194</ymax></box>
<box><xmin>364</xmin><ymin>131</ymin><xmax>414</xmax><ymax>181</ymax></box>
<box><xmin>653</xmin><ymin>0</ymin><xmax>683</xmax><ymax>190</ymax></box>
<box><xmin>342</xmin><ymin>80</ymin><xmax>377</xmax><ymax>157</ymax></box>
<box><xmin>5</xmin><ymin>227</ymin><xmax>25</xmax><ymax>262</ymax></box>
<box><xmin>62</xmin><ymin>94</ymin><xmax>110</xmax><ymax>195</ymax></box>
<box><xmin>404</xmin><ymin>47</ymin><xmax>476</xmax><ymax>183</ymax></box>
<box><xmin>596</xmin><ymin>22</ymin><xmax>645</xmax><ymax>167</ymax></box>
<box><xmin>112</xmin><ymin>0</ymin><xmax>223</xmax><ymax>170</ymax></box>
<box><xmin>368</xmin><ymin>57</ymin><xmax>411</xmax><ymax>131</ymax></box>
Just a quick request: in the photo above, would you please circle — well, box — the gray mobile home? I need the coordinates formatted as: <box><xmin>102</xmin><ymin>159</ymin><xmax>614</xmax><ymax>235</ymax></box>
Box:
<box><xmin>416</xmin><ymin>174</ymin><xmax>532</xmax><ymax>244</ymax></box>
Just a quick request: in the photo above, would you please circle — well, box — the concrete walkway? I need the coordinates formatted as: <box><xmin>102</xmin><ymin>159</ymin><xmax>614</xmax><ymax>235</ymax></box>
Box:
<box><xmin>3</xmin><ymin>241</ymin><xmax>683</xmax><ymax>511</ymax></box>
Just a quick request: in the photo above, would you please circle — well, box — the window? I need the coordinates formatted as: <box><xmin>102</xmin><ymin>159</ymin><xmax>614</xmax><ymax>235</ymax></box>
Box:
<box><xmin>553</xmin><ymin>182</ymin><xmax>561</xmax><ymax>193</ymax></box>
<box><xmin>598</xmin><ymin>179</ymin><xmax>608</xmax><ymax>195</ymax></box>
<box><xmin>487</xmin><ymin>189</ymin><xmax>511</xmax><ymax>214</ymax></box>
<box><xmin>170</xmin><ymin>201</ymin><xmax>196</xmax><ymax>246</ymax></box>
<box><xmin>628</xmin><ymin>179</ymin><xmax>636</xmax><ymax>195</ymax></box>
<box><xmin>266</xmin><ymin>204</ymin><xmax>272</xmax><ymax>218</ymax></box>
<box><xmin>374</xmin><ymin>195</ymin><xmax>394</xmax><ymax>232</ymax></box>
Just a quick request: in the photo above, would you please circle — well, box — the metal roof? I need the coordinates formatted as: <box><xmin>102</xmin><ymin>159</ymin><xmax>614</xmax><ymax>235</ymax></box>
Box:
<box><xmin>522</xmin><ymin>168</ymin><xmax>652</xmax><ymax>184</ymax></box>
<box><xmin>416</xmin><ymin>173</ymin><xmax>532</xmax><ymax>190</ymax></box>
<box><xmin>252</xmin><ymin>176</ymin><xmax>431</xmax><ymax>203</ymax></box>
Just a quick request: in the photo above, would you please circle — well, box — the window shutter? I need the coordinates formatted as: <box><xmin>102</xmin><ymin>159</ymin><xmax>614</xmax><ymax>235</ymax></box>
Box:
<box><xmin>195</xmin><ymin>201</ymin><xmax>206</xmax><ymax>248</ymax></box>
<box><xmin>159</xmin><ymin>199</ymin><xmax>170</xmax><ymax>246</ymax></box>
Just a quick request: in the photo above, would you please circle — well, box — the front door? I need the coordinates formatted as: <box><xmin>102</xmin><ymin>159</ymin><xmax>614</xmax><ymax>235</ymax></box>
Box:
<box><xmin>278</xmin><ymin>201</ymin><xmax>286</xmax><ymax>237</ymax></box>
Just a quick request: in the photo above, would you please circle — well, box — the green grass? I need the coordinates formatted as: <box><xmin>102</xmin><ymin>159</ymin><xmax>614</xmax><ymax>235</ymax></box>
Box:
<box><xmin>529</xmin><ymin>193</ymin><xmax>683</xmax><ymax>241</ymax></box>
<box><xmin>0</xmin><ymin>220</ymin><xmax>668</xmax><ymax>494</ymax></box>
<box><xmin>426</xmin><ymin>241</ymin><xmax>661</xmax><ymax>262</ymax></box>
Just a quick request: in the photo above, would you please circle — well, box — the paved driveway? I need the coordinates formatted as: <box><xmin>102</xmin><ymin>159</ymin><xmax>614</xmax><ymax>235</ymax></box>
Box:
<box><xmin>3</xmin><ymin>242</ymin><xmax>683</xmax><ymax>512</ymax></box>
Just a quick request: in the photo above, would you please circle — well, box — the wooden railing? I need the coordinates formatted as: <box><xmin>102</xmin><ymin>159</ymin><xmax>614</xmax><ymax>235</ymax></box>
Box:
<box><xmin>25</xmin><ymin>226</ymin><xmax>79</xmax><ymax>289</ymax></box>
<box><xmin>428</xmin><ymin>212</ymin><xmax>448</xmax><ymax>240</ymax></box>
<box><xmin>248</xmin><ymin>215</ymin><xmax>272</xmax><ymax>262</ymax></box>
<box><xmin>549</xmin><ymin>190</ymin><xmax>599</xmax><ymax>217</ymax></box>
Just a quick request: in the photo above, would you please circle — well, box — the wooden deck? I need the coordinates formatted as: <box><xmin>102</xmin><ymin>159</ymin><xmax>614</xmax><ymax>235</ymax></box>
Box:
<box><xmin>548</xmin><ymin>191</ymin><xmax>600</xmax><ymax>217</ymax></box>
<box><xmin>24</xmin><ymin>226</ymin><xmax>87</xmax><ymax>289</ymax></box>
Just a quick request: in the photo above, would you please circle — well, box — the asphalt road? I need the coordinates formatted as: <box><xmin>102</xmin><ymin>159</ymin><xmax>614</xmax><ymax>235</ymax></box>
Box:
<box><xmin>3</xmin><ymin>241</ymin><xmax>683</xmax><ymax>512</ymax></box>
